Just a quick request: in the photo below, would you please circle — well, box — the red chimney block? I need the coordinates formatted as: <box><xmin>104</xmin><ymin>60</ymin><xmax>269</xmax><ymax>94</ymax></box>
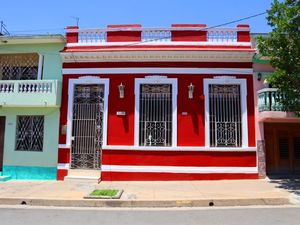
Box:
<box><xmin>107</xmin><ymin>24</ymin><xmax>142</xmax><ymax>42</ymax></box>
<box><xmin>237</xmin><ymin>24</ymin><xmax>250</xmax><ymax>42</ymax></box>
<box><xmin>171</xmin><ymin>24</ymin><xmax>207</xmax><ymax>42</ymax></box>
<box><xmin>66</xmin><ymin>26</ymin><xmax>79</xmax><ymax>43</ymax></box>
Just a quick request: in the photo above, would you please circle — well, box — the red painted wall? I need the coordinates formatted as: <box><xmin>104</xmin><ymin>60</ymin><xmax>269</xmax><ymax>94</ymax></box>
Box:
<box><xmin>177</xmin><ymin>76</ymin><xmax>205</xmax><ymax>146</ymax></box>
<box><xmin>101</xmin><ymin>149</ymin><xmax>257</xmax><ymax>181</ymax></box>
<box><xmin>59</xmin><ymin>73</ymin><xmax>255</xmax><ymax>147</ymax></box>
<box><xmin>102</xmin><ymin>150</ymin><xmax>257</xmax><ymax>167</ymax></box>
<box><xmin>107</xmin><ymin>76</ymin><xmax>135</xmax><ymax>145</ymax></box>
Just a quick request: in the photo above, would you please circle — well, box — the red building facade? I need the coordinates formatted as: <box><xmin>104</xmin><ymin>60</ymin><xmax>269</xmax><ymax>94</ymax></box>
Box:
<box><xmin>57</xmin><ymin>24</ymin><xmax>257</xmax><ymax>181</ymax></box>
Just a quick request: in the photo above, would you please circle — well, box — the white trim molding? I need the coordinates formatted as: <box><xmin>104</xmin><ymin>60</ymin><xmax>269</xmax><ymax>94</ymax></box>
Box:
<box><xmin>66</xmin><ymin>76</ymin><xmax>110</xmax><ymax>148</ymax></box>
<box><xmin>101</xmin><ymin>165</ymin><xmax>258</xmax><ymax>174</ymax></box>
<box><xmin>67</xmin><ymin>41</ymin><xmax>251</xmax><ymax>47</ymax></box>
<box><xmin>37</xmin><ymin>54</ymin><xmax>43</xmax><ymax>80</ymax></box>
<box><xmin>57</xmin><ymin>163</ymin><xmax>70</xmax><ymax>170</ymax></box>
<box><xmin>58</xmin><ymin>144</ymin><xmax>70</xmax><ymax>149</ymax></box>
<box><xmin>101</xmin><ymin>145</ymin><xmax>257</xmax><ymax>152</ymax></box>
<box><xmin>203</xmin><ymin>76</ymin><xmax>248</xmax><ymax>148</ymax></box>
<box><xmin>63</xmin><ymin>68</ymin><xmax>253</xmax><ymax>75</ymax></box>
<box><xmin>61</xmin><ymin>51</ymin><xmax>254</xmax><ymax>63</ymax></box>
<box><xmin>134</xmin><ymin>76</ymin><xmax>178</xmax><ymax>147</ymax></box>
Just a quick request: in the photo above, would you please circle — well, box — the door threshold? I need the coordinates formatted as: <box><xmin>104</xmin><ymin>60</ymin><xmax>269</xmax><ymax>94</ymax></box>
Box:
<box><xmin>68</xmin><ymin>169</ymin><xmax>101</xmax><ymax>178</ymax></box>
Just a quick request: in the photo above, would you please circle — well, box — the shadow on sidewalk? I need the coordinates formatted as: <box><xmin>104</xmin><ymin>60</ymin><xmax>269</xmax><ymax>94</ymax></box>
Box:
<box><xmin>268</xmin><ymin>175</ymin><xmax>300</xmax><ymax>196</ymax></box>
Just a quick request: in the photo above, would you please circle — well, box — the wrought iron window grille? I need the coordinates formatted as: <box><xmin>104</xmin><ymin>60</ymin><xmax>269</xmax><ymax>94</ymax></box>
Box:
<box><xmin>15</xmin><ymin>116</ymin><xmax>44</xmax><ymax>151</ymax></box>
<box><xmin>0</xmin><ymin>53</ymin><xmax>39</xmax><ymax>80</ymax></box>
<box><xmin>139</xmin><ymin>84</ymin><xmax>172</xmax><ymax>147</ymax></box>
<box><xmin>209</xmin><ymin>84</ymin><xmax>242</xmax><ymax>147</ymax></box>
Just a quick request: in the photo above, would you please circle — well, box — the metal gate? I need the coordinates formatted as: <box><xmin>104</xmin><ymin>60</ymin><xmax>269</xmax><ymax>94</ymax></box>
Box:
<box><xmin>71</xmin><ymin>84</ymin><xmax>104</xmax><ymax>169</ymax></box>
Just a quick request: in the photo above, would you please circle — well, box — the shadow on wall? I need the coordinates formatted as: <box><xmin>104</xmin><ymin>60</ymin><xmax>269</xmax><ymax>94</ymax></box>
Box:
<box><xmin>269</xmin><ymin>175</ymin><xmax>300</xmax><ymax>196</ymax></box>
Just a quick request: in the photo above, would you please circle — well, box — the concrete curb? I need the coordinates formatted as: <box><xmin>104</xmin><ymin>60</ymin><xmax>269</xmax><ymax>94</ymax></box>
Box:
<box><xmin>0</xmin><ymin>197</ymin><xmax>291</xmax><ymax>208</ymax></box>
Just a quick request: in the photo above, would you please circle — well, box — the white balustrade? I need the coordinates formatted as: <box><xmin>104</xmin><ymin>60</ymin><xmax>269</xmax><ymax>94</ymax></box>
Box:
<box><xmin>141</xmin><ymin>30</ymin><xmax>172</xmax><ymax>42</ymax></box>
<box><xmin>18</xmin><ymin>81</ymin><xmax>53</xmax><ymax>93</ymax></box>
<box><xmin>0</xmin><ymin>80</ymin><xmax>59</xmax><ymax>106</ymax></box>
<box><xmin>78</xmin><ymin>30</ymin><xmax>107</xmax><ymax>43</ymax></box>
<box><xmin>0</xmin><ymin>82</ymin><xmax>14</xmax><ymax>93</ymax></box>
<box><xmin>72</xmin><ymin>27</ymin><xmax>242</xmax><ymax>44</ymax></box>
<box><xmin>207</xmin><ymin>29</ymin><xmax>237</xmax><ymax>43</ymax></box>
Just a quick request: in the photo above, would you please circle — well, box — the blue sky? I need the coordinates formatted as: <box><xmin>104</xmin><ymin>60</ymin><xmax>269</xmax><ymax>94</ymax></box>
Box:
<box><xmin>1</xmin><ymin>0</ymin><xmax>275</xmax><ymax>35</ymax></box>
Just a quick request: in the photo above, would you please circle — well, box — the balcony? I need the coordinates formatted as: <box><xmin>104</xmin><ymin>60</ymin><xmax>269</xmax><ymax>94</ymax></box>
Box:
<box><xmin>0</xmin><ymin>80</ymin><xmax>61</xmax><ymax>107</ymax></box>
<box><xmin>257</xmin><ymin>88</ymin><xmax>299</xmax><ymax>122</ymax></box>
<box><xmin>258</xmin><ymin>88</ymin><xmax>285</xmax><ymax>112</ymax></box>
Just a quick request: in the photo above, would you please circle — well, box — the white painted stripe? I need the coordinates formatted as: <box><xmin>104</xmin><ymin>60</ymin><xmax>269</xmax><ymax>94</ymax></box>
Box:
<box><xmin>57</xmin><ymin>163</ymin><xmax>70</xmax><ymax>170</ymax></box>
<box><xmin>101</xmin><ymin>165</ymin><xmax>258</xmax><ymax>174</ymax></box>
<box><xmin>66</xmin><ymin>41</ymin><xmax>251</xmax><ymax>47</ymax></box>
<box><xmin>58</xmin><ymin>144</ymin><xmax>70</xmax><ymax>149</ymax></box>
<box><xmin>63</xmin><ymin>68</ymin><xmax>253</xmax><ymax>75</ymax></box>
<box><xmin>101</xmin><ymin>145</ymin><xmax>257</xmax><ymax>152</ymax></box>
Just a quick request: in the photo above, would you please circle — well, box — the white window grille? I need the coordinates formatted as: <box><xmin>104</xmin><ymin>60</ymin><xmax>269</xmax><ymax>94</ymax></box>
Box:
<box><xmin>209</xmin><ymin>84</ymin><xmax>242</xmax><ymax>147</ymax></box>
<box><xmin>16</xmin><ymin>116</ymin><xmax>44</xmax><ymax>151</ymax></box>
<box><xmin>0</xmin><ymin>53</ymin><xmax>39</xmax><ymax>80</ymax></box>
<box><xmin>139</xmin><ymin>84</ymin><xmax>172</xmax><ymax>146</ymax></box>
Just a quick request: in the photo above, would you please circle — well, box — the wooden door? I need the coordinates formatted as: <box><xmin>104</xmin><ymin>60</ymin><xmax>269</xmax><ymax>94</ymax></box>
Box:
<box><xmin>0</xmin><ymin>117</ymin><xmax>5</xmax><ymax>171</ymax></box>
<box><xmin>265</xmin><ymin>123</ymin><xmax>300</xmax><ymax>175</ymax></box>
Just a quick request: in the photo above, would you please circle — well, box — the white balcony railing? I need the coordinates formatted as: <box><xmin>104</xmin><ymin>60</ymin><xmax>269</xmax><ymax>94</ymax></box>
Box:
<box><xmin>207</xmin><ymin>28</ymin><xmax>237</xmax><ymax>42</ymax></box>
<box><xmin>0</xmin><ymin>80</ymin><xmax>61</xmax><ymax>107</ymax></box>
<box><xmin>78</xmin><ymin>29</ymin><xmax>107</xmax><ymax>43</ymax></box>
<box><xmin>68</xmin><ymin>27</ymin><xmax>243</xmax><ymax>44</ymax></box>
<box><xmin>141</xmin><ymin>29</ymin><xmax>172</xmax><ymax>42</ymax></box>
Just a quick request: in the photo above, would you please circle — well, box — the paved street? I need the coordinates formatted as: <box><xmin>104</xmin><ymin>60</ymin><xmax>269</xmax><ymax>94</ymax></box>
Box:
<box><xmin>0</xmin><ymin>205</ymin><xmax>299</xmax><ymax>225</ymax></box>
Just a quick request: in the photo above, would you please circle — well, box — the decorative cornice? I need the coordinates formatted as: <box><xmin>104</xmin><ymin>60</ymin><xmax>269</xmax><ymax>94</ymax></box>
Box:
<box><xmin>61</xmin><ymin>50</ymin><xmax>254</xmax><ymax>63</ymax></box>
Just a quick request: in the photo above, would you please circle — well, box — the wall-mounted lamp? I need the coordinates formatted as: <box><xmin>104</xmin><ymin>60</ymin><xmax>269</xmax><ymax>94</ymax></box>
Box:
<box><xmin>188</xmin><ymin>83</ymin><xmax>194</xmax><ymax>99</ymax></box>
<box><xmin>118</xmin><ymin>82</ymin><xmax>125</xmax><ymax>98</ymax></box>
<box><xmin>257</xmin><ymin>72</ymin><xmax>262</xmax><ymax>81</ymax></box>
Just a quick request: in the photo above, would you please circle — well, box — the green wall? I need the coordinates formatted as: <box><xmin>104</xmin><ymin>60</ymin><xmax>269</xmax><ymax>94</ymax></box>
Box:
<box><xmin>0</xmin><ymin>38</ymin><xmax>64</xmax><ymax>179</ymax></box>
<box><xmin>0</xmin><ymin>108</ymin><xmax>60</xmax><ymax>167</ymax></box>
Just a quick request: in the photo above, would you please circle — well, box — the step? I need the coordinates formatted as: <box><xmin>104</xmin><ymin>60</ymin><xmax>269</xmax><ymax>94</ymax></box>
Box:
<box><xmin>64</xmin><ymin>175</ymin><xmax>100</xmax><ymax>182</ymax></box>
<box><xmin>65</xmin><ymin>169</ymin><xmax>101</xmax><ymax>182</ymax></box>
<box><xmin>0</xmin><ymin>175</ymin><xmax>11</xmax><ymax>182</ymax></box>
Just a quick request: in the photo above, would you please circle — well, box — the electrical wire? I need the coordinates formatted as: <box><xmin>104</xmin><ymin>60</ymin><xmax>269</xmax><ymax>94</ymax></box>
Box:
<box><xmin>0</xmin><ymin>10</ymin><xmax>267</xmax><ymax>56</ymax></box>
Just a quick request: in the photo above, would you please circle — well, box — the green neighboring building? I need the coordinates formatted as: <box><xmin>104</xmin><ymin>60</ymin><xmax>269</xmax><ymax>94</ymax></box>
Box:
<box><xmin>0</xmin><ymin>34</ymin><xmax>65</xmax><ymax>180</ymax></box>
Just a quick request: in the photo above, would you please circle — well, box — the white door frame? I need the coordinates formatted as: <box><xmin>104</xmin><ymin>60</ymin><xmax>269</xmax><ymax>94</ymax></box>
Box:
<box><xmin>66</xmin><ymin>76</ymin><xmax>109</xmax><ymax>147</ymax></box>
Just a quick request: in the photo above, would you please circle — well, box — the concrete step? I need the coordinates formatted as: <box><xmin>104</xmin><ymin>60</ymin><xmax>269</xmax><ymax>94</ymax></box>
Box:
<box><xmin>0</xmin><ymin>175</ymin><xmax>11</xmax><ymax>182</ymax></box>
<box><xmin>64</xmin><ymin>175</ymin><xmax>100</xmax><ymax>182</ymax></box>
<box><xmin>64</xmin><ymin>169</ymin><xmax>101</xmax><ymax>182</ymax></box>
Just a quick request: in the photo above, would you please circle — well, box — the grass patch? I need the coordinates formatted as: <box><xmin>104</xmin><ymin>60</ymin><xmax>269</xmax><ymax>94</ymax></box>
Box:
<box><xmin>90</xmin><ymin>189</ymin><xmax>119</xmax><ymax>197</ymax></box>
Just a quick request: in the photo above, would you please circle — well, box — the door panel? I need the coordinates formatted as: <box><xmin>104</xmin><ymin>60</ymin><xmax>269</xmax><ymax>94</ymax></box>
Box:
<box><xmin>71</xmin><ymin>84</ymin><xmax>104</xmax><ymax>169</ymax></box>
<box><xmin>277</xmin><ymin>135</ymin><xmax>290</xmax><ymax>172</ymax></box>
<box><xmin>0</xmin><ymin>117</ymin><xmax>5</xmax><ymax>171</ymax></box>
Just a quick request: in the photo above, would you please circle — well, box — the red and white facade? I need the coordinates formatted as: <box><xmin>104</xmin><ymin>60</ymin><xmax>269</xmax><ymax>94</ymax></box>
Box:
<box><xmin>57</xmin><ymin>24</ymin><xmax>257</xmax><ymax>181</ymax></box>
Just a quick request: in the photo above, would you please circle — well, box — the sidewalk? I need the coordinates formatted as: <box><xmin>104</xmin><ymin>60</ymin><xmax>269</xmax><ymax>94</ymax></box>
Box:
<box><xmin>0</xmin><ymin>178</ymin><xmax>297</xmax><ymax>207</ymax></box>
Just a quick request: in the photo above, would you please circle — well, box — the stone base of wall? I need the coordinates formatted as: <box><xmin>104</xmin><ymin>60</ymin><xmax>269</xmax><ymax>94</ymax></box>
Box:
<box><xmin>257</xmin><ymin>140</ymin><xmax>266</xmax><ymax>178</ymax></box>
